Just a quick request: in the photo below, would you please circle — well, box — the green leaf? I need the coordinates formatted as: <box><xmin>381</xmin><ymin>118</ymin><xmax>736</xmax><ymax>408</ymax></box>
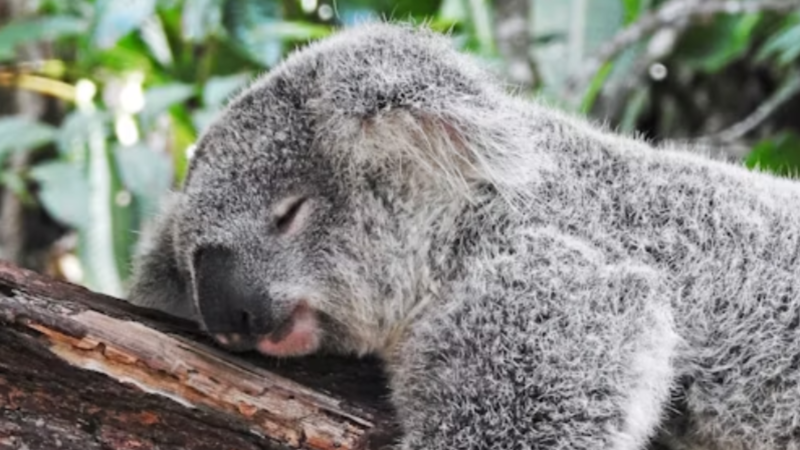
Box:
<box><xmin>745</xmin><ymin>132</ymin><xmax>800</xmax><ymax>179</ymax></box>
<box><xmin>167</xmin><ymin>105</ymin><xmax>197</xmax><ymax>184</ymax></box>
<box><xmin>203</xmin><ymin>72</ymin><xmax>251</xmax><ymax>107</ymax></box>
<box><xmin>678</xmin><ymin>13</ymin><xmax>762</xmax><ymax>73</ymax></box>
<box><xmin>93</xmin><ymin>0</ymin><xmax>157</xmax><ymax>49</ymax></box>
<box><xmin>622</xmin><ymin>0</ymin><xmax>644</xmax><ymax>24</ymax></box>
<box><xmin>584</xmin><ymin>0</ymin><xmax>625</xmax><ymax>55</ymax></box>
<box><xmin>439</xmin><ymin>0</ymin><xmax>468</xmax><ymax>23</ymax></box>
<box><xmin>220</xmin><ymin>0</ymin><xmax>331</xmax><ymax>68</ymax></box>
<box><xmin>0</xmin><ymin>117</ymin><xmax>58</xmax><ymax>161</ymax></box>
<box><xmin>191</xmin><ymin>107</ymin><xmax>219</xmax><ymax>134</ymax></box>
<box><xmin>81</xmin><ymin>115</ymin><xmax>135</xmax><ymax>296</ymax></box>
<box><xmin>114</xmin><ymin>144</ymin><xmax>173</xmax><ymax>218</ymax></box>
<box><xmin>532</xmin><ymin>0</ymin><xmax>624</xmax><ymax>95</ymax></box>
<box><xmin>221</xmin><ymin>0</ymin><xmax>284</xmax><ymax>67</ymax></box>
<box><xmin>29</xmin><ymin>161</ymin><xmax>90</xmax><ymax>229</ymax></box>
<box><xmin>140</xmin><ymin>83</ymin><xmax>196</xmax><ymax>127</ymax></box>
<box><xmin>56</xmin><ymin>111</ymin><xmax>111</xmax><ymax>158</ymax></box>
<box><xmin>90</xmin><ymin>39</ymin><xmax>156</xmax><ymax>74</ymax></box>
<box><xmin>139</xmin><ymin>15</ymin><xmax>174</xmax><ymax>66</ymax></box>
<box><xmin>0</xmin><ymin>170</ymin><xmax>35</xmax><ymax>206</ymax></box>
<box><xmin>333</xmin><ymin>0</ymin><xmax>442</xmax><ymax>24</ymax></box>
<box><xmin>372</xmin><ymin>0</ymin><xmax>442</xmax><ymax>19</ymax></box>
<box><xmin>249</xmin><ymin>21</ymin><xmax>332</xmax><ymax>42</ymax></box>
<box><xmin>580</xmin><ymin>62</ymin><xmax>613</xmax><ymax>114</ymax></box>
<box><xmin>0</xmin><ymin>15</ymin><xmax>86</xmax><ymax>61</ymax></box>
<box><xmin>465</xmin><ymin>0</ymin><xmax>495</xmax><ymax>57</ymax></box>
<box><xmin>620</xmin><ymin>88</ymin><xmax>650</xmax><ymax>134</ymax></box>
<box><xmin>182</xmin><ymin>0</ymin><xmax>223</xmax><ymax>41</ymax></box>
<box><xmin>757</xmin><ymin>15</ymin><xmax>800</xmax><ymax>66</ymax></box>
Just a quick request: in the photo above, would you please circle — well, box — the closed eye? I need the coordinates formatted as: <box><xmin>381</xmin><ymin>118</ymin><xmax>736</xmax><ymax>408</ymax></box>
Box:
<box><xmin>275</xmin><ymin>196</ymin><xmax>308</xmax><ymax>234</ymax></box>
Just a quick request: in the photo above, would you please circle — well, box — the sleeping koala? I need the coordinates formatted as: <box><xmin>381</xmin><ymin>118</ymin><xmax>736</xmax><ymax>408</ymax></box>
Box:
<box><xmin>128</xmin><ymin>22</ymin><xmax>800</xmax><ymax>450</ymax></box>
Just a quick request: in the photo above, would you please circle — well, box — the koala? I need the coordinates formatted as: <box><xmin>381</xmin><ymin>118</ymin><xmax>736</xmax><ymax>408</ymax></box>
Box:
<box><xmin>127</xmin><ymin>22</ymin><xmax>800</xmax><ymax>450</ymax></box>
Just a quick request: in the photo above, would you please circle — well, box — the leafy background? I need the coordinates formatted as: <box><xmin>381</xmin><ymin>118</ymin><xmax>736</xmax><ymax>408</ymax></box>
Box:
<box><xmin>0</xmin><ymin>0</ymin><xmax>799</xmax><ymax>297</ymax></box>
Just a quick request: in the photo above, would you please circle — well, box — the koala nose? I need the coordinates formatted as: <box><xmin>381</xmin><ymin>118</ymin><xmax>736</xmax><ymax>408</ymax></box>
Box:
<box><xmin>193</xmin><ymin>246</ymin><xmax>273</xmax><ymax>345</ymax></box>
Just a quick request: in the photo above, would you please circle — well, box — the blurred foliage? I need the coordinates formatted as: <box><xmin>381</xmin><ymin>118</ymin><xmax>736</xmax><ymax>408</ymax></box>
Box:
<box><xmin>0</xmin><ymin>0</ymin><xmax>799</xmax><ymax>295</ymax></box>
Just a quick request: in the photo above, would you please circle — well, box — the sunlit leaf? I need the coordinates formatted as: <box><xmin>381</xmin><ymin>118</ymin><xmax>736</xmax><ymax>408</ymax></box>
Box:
<box><xmin>93</xmin><ymin>0</ymin><xmax>157</xmax><ymax>49</ymax></box>
<box><xmin>678</xmin><ymin>13</ymin><xmax>762</xmax><ymax>73</ymax></box>
<box><xmin>168</xmin><ymin>105</ymin><xmax>197</xmax><ymax>184</ymax></box>
<box><xmin>40</xmin><ymin>0</ymin><xmax>89</xmax><ymax>15</ymax></box>
<box><xmin>584</xmin><ymin>0</ymin><xmax>625</xmax><ymax>55</ymax></box>
<box><xmin>140</xmin><ymin>83</ymin><xmax>196</xmax><ymax>127</ymax></box>
<box><xmin>56</xmin><ymin>111</ymin><xmax>111</xmax><ymax>158</ymax></box>
<box><xmin>0</xmin><ymin>117</ymin><xmax>58</xmax><ymax>161</ymax></box>
<box><xmin>622</xmin><ymin>0</ymin><xmax>649</xmax><ymax>24</ymax></box>
<box><xmin>745</xmin><ymin>132</ymin><xmax>800</xmax><ymax>179</ymax></box>
<box><xmin>532</xmin><ymin>0</ymin><xmax>624</xmax><ymax>95</ymax></box>
<box><xmin>140</xmin><ymin>15</ymin><xmax>174</xmax><ymax>66</ymax></box>
<box><xmin>376</xmin><ymin>0</ymin><xmax>443</xmax><ymax>19</ymax></box>
<box><xmin>465</xmin><ymin>0</ymin><xmax>495</xmax><ymax>56</ymax></box>
<box><xmin>439</xmin><ymin>0</ymin><xmax>468</xmax><ymax>23</ymax></box>
<box><xmin>37</xmin><ymin>60</ymin><xmax>69</xmax><ymax>79</ymax></box>
<box><xmin>0</xmin><ymin>15</ymin><xmax>87</xmax><ymax>61</ymax></box>
<box><xmin>29</xmin><ymin>161</ymin><xmax>90</xmax><ymax>229</ymax></box>
<box><xmin>222</xmin><ymin>0</ymin><xmax>284</xmax><ymax>67</ymax></box>
<box><xmin>203</xmin><ymin>72</ymin><xmax>252</xmax><ymax>107</ymax></box>
<box><xmin>92</xmin><ymin>40</ymin><xmax>156</xmax><ymax>73</ymax></box>
<box><xmin>336</xmin><ymin>8</ymin><xmax>380</xmax><ymax>26</ymax></box>
<box><xmin>191</xmin><ymin>108</ymin><xmax>219</xmax><ymax>135</ymax></box>
<box><xmin>757</xmin><ymin>14</ymin><xmax>800</xmax><ymax>66</ymax></box>
<box><xmin>182</xmin><ymin>0</ymin><xmax>224</xmax><ymax>41</ymax></box>
<box><xmin>249</xmin><ymin>21</ymin><xmax>332</xmax><ymax>41</ymax></box>
<box><xmin>335</xmin><ymin>0</ymin><xmax>442</xmax><ymax>22</ymax></box>
<box><xmin>86</xmin><ymin>124</ymin><xmax>135</xmax><ymax>296</ymax></box>
<box><xmin>580</xmin><ymin>61</ymin><xmax>613</xmax><ymax>114</ymax></box>
<box><xmin>114</xmin><ymin>144</ymin><xmax>173</xmax><ymax>218</ymax></box>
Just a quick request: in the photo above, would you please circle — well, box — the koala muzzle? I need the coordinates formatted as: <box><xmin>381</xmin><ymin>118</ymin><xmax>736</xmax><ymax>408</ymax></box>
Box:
<box><xmin>193</xmin><ymin>246</ymin><xmax>273</xmax><ymax>351</ymax></box>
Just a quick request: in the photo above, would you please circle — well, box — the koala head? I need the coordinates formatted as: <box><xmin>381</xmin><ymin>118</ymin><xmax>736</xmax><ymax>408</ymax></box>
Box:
<box><xmin>127</xmin><ymin>22</ymin><xmax>549</xmax><ymax>359</ymax></box>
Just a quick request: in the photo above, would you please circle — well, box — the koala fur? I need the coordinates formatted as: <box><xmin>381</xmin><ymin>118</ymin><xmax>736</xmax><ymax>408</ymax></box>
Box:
<box><xmin>127</xmin><ymin>22</ymin><xmax>800</xmax><ymax>450</ymax></box>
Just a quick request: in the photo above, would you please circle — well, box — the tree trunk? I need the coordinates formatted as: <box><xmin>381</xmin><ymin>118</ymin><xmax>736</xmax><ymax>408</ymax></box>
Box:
<box><xmin>0</xmin><ymin>261</ymin><xmax>398</xmax><ymax>450</ymax></box>
<box><xmin>0</xmin><ymin>0</ymin><xmax>67</xmax><ymax>274</ymax></box>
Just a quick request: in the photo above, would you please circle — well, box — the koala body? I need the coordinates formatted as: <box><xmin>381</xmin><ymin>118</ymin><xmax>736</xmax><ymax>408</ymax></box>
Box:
<box><xmin>128</xmin><ymin>22</ymin><xmax>800</xmax><ymax>450</ymax></box>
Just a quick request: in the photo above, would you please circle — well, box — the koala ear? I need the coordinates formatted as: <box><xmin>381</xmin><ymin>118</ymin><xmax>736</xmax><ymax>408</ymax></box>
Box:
<box><xmin>126</xmin><ymin>193</ymin><xmax>196</xmax><ymax>321</ymax></box>
<box><xmin>324</xmin><ymin>101</ymin><xmax>556</xmax><ymax>206</ymax></box>
<box><xmin>302</xmin><ymin>23</ymin><xmax>557</xmax><ymax>203</ymax></box>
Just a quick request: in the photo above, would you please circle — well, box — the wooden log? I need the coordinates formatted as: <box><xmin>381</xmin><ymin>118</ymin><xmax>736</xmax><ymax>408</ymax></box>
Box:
<box><xmin>0</xmin><ymin>260</ymin><xmax>398</xmax><ymax>450</ymax></box>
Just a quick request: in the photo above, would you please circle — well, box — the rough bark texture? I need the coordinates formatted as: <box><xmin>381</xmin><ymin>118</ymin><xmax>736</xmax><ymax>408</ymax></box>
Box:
<box><xmin>0</xmin><ymin>261</ymin><xmax>397</xmax><ymax>450</ymax></box>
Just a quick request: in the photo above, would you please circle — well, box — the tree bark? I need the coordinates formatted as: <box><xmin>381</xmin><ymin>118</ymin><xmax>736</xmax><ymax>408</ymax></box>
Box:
<box><xmin>0</xmin><ymin>260</ymin><xmax>397</xmax><ymax>450</ymax></box>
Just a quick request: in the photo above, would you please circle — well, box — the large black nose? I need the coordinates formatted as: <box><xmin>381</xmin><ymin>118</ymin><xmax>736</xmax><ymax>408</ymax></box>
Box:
<box><xmin>193</xmin><ymin>246</ymin><xmax>273</xmax><ymax>339</ymax></box>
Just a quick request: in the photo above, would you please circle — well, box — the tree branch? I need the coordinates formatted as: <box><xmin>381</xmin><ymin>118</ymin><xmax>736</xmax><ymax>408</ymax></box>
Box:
<box><xmin>0</xmin><ymin>261</ymin><xmax>396</xmax><ymax>450</ymax></box>
<box><xmin>566</xmin><ymin>0</ymin><xmax>800</xmax><ymax>100</ymax></box>
<box><xmin>699</xmin><ymin>72</ymin><xmax>800</xmax><ymax>143</ymax></box>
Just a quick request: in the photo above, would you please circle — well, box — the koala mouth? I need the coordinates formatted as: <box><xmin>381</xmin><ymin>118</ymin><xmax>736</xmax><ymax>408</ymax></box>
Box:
<box><xmin>255</xmin><ymin>302</ymin><xmax>321</xmax><ymax>357</ymax></box>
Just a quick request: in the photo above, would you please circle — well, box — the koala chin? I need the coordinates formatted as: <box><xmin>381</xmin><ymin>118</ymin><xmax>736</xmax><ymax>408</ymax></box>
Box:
<box><xmin>128</xmin><ymin>22</ymin><xmax>800</xmax><ymax>450</ymax></box>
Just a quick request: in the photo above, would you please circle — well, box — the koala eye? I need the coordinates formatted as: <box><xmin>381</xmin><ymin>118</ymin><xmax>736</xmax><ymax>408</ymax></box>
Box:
<box><xmin>274</xmin><ymin>196</ymin><xmax>309</xmax><ymax>235</ymax></box>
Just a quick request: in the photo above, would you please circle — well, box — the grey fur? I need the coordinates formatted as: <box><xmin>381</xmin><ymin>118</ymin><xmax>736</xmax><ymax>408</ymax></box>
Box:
<box><xmin>127</xmin><ymin>22</ymin><xmax>800</xmax><ymax>450</ymax></box>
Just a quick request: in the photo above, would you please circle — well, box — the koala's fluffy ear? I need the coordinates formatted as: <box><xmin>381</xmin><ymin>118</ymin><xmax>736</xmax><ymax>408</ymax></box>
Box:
<box><xmin>321</xmin><ymin>98</ymin><xmax>556</xmax><ymax>206</ymax></box>
<box><xmin>126</xmin><ymin>193</ymin><xmax>196</xmax><ymax>321</ymax></box>
<box><xmin>306</xmin><ymin>23</ymin><xmax>557</xmax><ymax>202</ymax></box>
